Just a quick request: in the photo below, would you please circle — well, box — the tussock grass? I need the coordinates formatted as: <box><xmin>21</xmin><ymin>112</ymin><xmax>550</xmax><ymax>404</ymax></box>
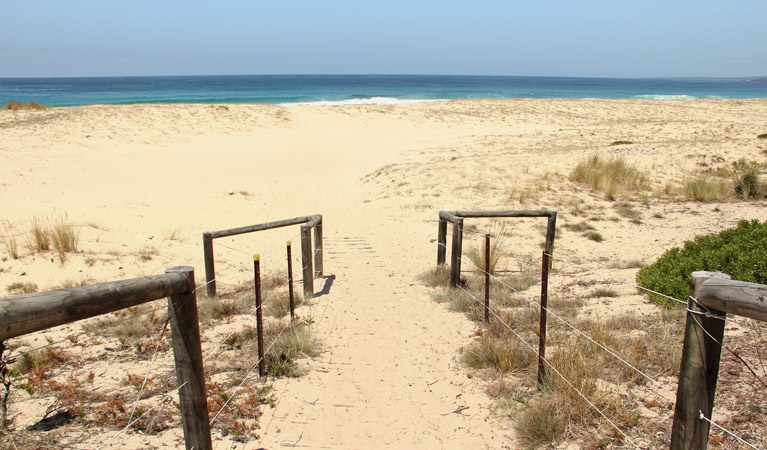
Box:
<box><xmin>682</xmin><ymin>176</ymin><xmax>732</xmax><ymax>201</ymax></box>
<box><xmin>6</xmin><ymin>281</ymin><xmax>38</xmax><ymax>295</ymax></box>
<box><xmin>569</xmin><ymin>154</ymin><xmax>649</xmax><ymax>200</ymax></box>
<box><xmin>198</xmin><ymin>293</ymin><xmax>251</xmax><ymax>323</ymax></box>
<box><xmin>29</xmin><ymin>217</ymin><xmax>51</xmax><ymax>251</ymax></box>
<box><xmin>515</xmin><ymin>395</ymin><xmax>567</xmax><ymax>449</ymax></box>
<box><xmin>462</xmin><ymin>336</ymin><xmax>533</xmax><ymax>374</ymax></box>
<box><xmin>591</xmin><ymin>287</ymin><xmax>618</xmax><ymax>298</ymax></box>
<box><xmin>417</xmin><ymin>265</ymin><xmax>450</xmax><ymax>287</ymax></box>
<box><xmin>50</xmin><ymin>213</ymin><xmax>79</xmax><ymax>261</ymax></box>
<box><xmin>2</xmin><ymin>100</ymin><xmax>49</xmax><ymax>110</ymax></box>
<box><xmin>265</xmin><ymin>291</ymin><xmax>292</xmax><ymax>319</ymax></box>
<box><xmin>584</xmin><ymin>231</ymin><xmax>604</xmax><ymax>242</ymax></box>
<box><xmin>758</xmin><ymin>133</ymin><xmax>767</xmax><ymax>139</ymax></box>
<box><xmin>465</xmin><ymin>222</ymin><xmax>508</xmax><ymax>275</ymax></box>
<box><xmin>2</xmin><ymin>220</ymin><xmax>19</xmax><ymax>259</ymax></box>
<box><xmin>263</xmin><ymin>321</ymin><xmax>320</xmax><ymax>377</ymax></box>
<box><xmin>609</xmin><ymin>140</ymin><xmax>634</xmax><ymax>146</ymax></box>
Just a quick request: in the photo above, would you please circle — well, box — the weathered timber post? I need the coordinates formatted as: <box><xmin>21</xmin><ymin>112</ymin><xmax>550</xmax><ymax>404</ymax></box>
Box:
<box><xmin>202</xmin><ymin>232</ymin><xmax>216</xmax><ymax>297</ymax></box>
<box><xmin>670</xmin><ymin>271</ymin><xmax>730</xmax><ymax>450</ymax></box>
<box><xmin>301</xmin><ymin>224</ymin><xmax>314</xmax><ymax>298</ymax></box>
<box><xmin>314</xmin><ymin>219</ymin><xmax>323</xmax><ymax>278</ymax></box>
<box><xmin>484</xmin><ymin>234</ymin><xmax>491</xmax><ymax>323</ymax></box>
<box><xmin>544</xmin><ymin>212</ymin><xmax>557</xmax><ymax>257</ymax></box>
<box><xmin>437</xmin><ymin>219</ymin><xmax>448</xmax><ymax>265</ymax></box>
<box><xmin>253</xmin><ymin>255</ymin><xmax>266</xmax><ymax>378</ymax></box>
<box><xmin>165</xmin><ymin>266</ymin><xmax>212</xmax><ymax>450</ymax></box>
<box><xmin>287</xmin><ymin>241</ymin><xmax>295</xmax><ymax>322</ymax></box>
<box><xmin>449</xmin><ymin>218</ymin><xmax>464</xmax><ymax>288</ymax></box>
<box><xmin>537</xmin><ymin>251</ymin><xmax>551</xmax><ymax>389</ymax></box>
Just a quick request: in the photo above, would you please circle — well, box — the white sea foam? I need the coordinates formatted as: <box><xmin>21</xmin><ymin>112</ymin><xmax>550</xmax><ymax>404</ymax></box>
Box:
<box><xmin>632</xmin><ymin>94</ymin><xmax>698</xmax><ymax>100</ymax></box>
<box><xmin>279</xmin><ymin>97</ymin><xmax>448</xmax><ymax>107</ymax></box>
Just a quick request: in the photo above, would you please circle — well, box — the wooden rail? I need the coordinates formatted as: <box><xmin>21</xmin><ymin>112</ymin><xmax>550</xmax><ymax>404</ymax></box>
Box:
<box><xmin>671</xmin><ymin>271</ymin><xmax>767</xmax><ymax>450</ymax></box>
<box><xmin>0</xmin><ymin>267</ymin><xmax>212</xmax><ymax>450</ymax></box>
<box><xmin>436</xmin><ymin>209</ymin><xmax>557</xmax><ymax>388</ymax></box>
<box><xmin>203</xmin><ymin>214</ymin><xmax>322</xmax><ymax>298</ymax></box>
<box><xmin>436</xmin><ymin>210</ymin><xmax>557</xmax><ymax>287</ymax></box>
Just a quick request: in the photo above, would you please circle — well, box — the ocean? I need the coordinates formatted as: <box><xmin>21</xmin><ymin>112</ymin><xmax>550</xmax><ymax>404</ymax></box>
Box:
<box><xmin>0</xmin><ymin>75</ymin><xmax>766</xmax><ymax>107</ymax></box>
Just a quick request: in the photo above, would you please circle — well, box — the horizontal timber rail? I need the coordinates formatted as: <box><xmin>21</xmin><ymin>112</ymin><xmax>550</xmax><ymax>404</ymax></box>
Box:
<box><xmin>203</xmin><ymin>214</ymin><xmax>323</xmax><ymax>298</ymax></box>
<box><xmin>437</xmin><ymin>209</ymin><xmax>557</xmax><ymax>287</ymax></box>
<box><xmin>0</xmin><ymin>266</ymin><xmax>212</xmax><ymax>450</ymax></box>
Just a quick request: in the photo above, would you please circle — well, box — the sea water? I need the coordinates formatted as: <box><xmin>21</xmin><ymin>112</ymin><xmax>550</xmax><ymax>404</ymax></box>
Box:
<box><xmin>0</xmin><ymin>74</ymin><xmax>765</xmax><ymax>107</ymax></box>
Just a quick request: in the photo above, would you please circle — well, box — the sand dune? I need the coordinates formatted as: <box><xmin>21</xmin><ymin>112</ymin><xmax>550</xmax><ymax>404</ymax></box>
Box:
<box><xmin>2</xmin><ymin>99</ymin><xmax>767</xmax><ymax>448</ymax></box>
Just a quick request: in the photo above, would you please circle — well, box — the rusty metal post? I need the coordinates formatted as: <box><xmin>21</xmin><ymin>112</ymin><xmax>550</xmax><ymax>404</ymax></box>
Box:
<box><xmin>287</xmin><ymin>241</ymin><xmax>295</xmax><ymax>322</ymax></box>
<box><xmin>484</xmin><ymin>234</ymin><xmax>491</xmax><ymax>323</ymax></box>
<box><xmin>253</xmin><ymin>254</ymin><xmax>265</xmax><ymax>377</ymax></box>
<box><xmin>537</xmin><ymin>250</ymin><xmax>550</xmax><ymax>389</ymax></box>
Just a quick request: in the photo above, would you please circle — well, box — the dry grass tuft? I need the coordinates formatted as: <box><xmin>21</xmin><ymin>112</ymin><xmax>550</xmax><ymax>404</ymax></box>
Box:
<box><xmin>2</xmin><ymin>220</ymin><xmax>19</xmax><ymax>259</ymax></box>
<box><xmin>462</xmin><ymin>336</ymin><xmax>533</xmax><ymax>374</ymax></box>
<box><xmin>569</xmin><ymin>154</ymin><xmax>649</xmax><ymax>200</ymax></box>
<box><xmin>6</xmin><ymin>281</ymin><xmax>38</xmax><ymax>295</ymax></box>
<box><xmin>417</xmin><ymin>265</ymin><xmax>450</xmax><ymax>287</ymax></box>
<box><xmin>2</xmin><ymin>100</ymin><xmax>49</xmax><ymax>110</ymax></box>
<box><xmin>682</xmin><ymin>176</ymin><xmax>733</xmax><ymax>201</ymax></box>
<box><xmin>29</xmin><ymin>217</ymin><xmax>51</xmax><ymax>251</ymax></box>
<box><xmin>514</xmin><ymin>394</ymin><xmax>567</xmax><ymax>449</ymax></box>
<box><xmin>50</xmin><ymin>213</ymin><xmax>79</xmax><ymax>261</ymax></box>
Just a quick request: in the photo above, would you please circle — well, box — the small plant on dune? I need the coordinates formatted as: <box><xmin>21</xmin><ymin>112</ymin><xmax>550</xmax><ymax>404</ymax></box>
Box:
<box><xmin>584</xmin><ymin>231</ymin><xmax>604</xmax><ymax>242</ymax></box>
<box><xmin>462</xmin><ymin>336</ymin><xmax>533</xmax><ymax>374</ymax></box>
<box><xmin>6</xmin><ymin>281</ymin><xmax>38</xmax><ymax>295</ymax></box>
<box><xmin>682</xmin><ymin>176</ymin><xmax>732</xmax><ymax>201</ymax></box>
<box><xmin>2</xmin><ymin>221</ymin><xmax>19</xmax><ymax>259</ymax></box>
<box><xmin>569</xmin><ymin>154</ymin><xmax>649</xmax><ymax>200</ymax></box>
<box><xmin>265</xmin><ymin>291</ymin><xmax>292</xmax><ymax>319</ymax></box>
<box><xmin>609</xmin><ymin>140</ymin><xmax>633</xmax><ymax>146</ymax></box>
<box><xmin>515</xmin><ymin>394</ymin><xmax>567</xmax><ymax>449</ymax></box>
<box><xmin>734</xmin><ymin>169</ymin><xmax>764</xmax><ymax>199</ymax></box>
<box><xmin>2</xmin><ymin>100</ymin><xmax>49</xmax><ymax>111</ymax></box>
<box><xmin>758</xmin><ymin>133</ymin><xmax>767</xmax><ymax>139</ymax></box>
<box><xmin>260</xmin><ymin>321</ymin><xmax>320</xmax><ymax>377</ymax></box>
<box><xmin>29</xmin><ymin>217</ymin><xmax>51</xmax><ymax>252</ymax></box>
<box><xmin>49</xmin><ymin>213</ymin><xmax>79</xmax><ymax>261</ymax></box>
<box><xmin>418</xmin><ymin>265</ymin><xmax>451</xmax><ymax>287</ymax></box>
<box><xmin>466</xmin><ymin>223</ymin><xmax>508</xmax><ymax>276</ymax></box>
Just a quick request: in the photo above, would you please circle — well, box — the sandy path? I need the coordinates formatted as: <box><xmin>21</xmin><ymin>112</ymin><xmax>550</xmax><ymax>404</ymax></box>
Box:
<box><xmin>248</xmin><ymin>231</ymin><xmax>510</xmax><ymax>449</ymax></box>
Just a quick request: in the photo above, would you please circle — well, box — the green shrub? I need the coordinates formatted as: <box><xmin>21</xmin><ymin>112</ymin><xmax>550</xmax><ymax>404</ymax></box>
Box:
<box><xmin>757</xmin><ymin>133</ymin><xmax>767</xmax><ymax>139</ymax></box>
<box><xmin>734</xmin><ymin>170</ymin><xmax>764</xmax><ymax>199</ymax></box>
<box><xmin>637</xmin><ymin>219</ymin><xmax>767</xmax><ymax>306</ymax></box>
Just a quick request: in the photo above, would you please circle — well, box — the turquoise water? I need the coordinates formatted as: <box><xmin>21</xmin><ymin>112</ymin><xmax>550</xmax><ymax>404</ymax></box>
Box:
<box><xmin>1</xmin><ymin>75</ymin><xmax>765</xmax><ymax>107</ymax></box>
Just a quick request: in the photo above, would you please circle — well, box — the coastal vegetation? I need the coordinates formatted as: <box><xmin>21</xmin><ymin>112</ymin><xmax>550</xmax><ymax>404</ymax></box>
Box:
<box><xmin>637</xmin><ymin>219</ymin><xmax>767</xmax><ymax>307</ymax></box>
<box><xmin>420</xmin><ymin>262</ymin><xmax>694</xmax><ymax>449</ymax></box>
<box><xmin>568</xmin><ymin>155</ymin><xmax>649</xmax><ymax>200</ymax></box>
<box><xmin>2</xmin><ymin>101</ymin><xmax>48</xmax><ymax>111</ymax></box>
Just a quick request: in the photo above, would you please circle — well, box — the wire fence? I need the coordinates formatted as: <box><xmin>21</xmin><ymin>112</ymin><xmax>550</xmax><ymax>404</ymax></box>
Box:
<box><xmin>0</xmin><ymin>227</ymin><xmax>319</xmax><ymax>449</ymax></box>
<box><xmin>444</xmin><ymin>227</ymin><xmax>767</xmax><ymax>449</ymax></box>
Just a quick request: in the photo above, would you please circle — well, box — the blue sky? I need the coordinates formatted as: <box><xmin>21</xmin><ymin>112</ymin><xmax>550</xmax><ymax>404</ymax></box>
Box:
<box><xmin>1</xmin><ymin>0</ymin><xmax>765</xmax><ymax>78</ymax></box>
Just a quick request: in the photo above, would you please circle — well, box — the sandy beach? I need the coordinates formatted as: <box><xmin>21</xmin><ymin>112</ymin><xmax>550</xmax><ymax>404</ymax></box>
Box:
<box><xmin>2</xmin><ymin>99</ymin><xmax>767</xmax><ymax>448</ymax></box>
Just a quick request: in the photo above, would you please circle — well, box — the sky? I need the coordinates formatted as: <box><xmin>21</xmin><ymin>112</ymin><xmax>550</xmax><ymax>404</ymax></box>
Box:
<box><xmin>1</xmin><ymin>0</ymin><xmax>766</xmax><ymax>78</ymax></box>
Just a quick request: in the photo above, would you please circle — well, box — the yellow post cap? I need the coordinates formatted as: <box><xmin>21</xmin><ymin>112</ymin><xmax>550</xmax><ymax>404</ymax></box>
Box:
<box><xmin>287</xmin><ymin>240</ymin><xmax>292</xmax><ymax>246</ymax></box>
<box><xmin>253</xmin><ymin>253</ymin><xmax>260</xmax><ymax>261</ymax></box>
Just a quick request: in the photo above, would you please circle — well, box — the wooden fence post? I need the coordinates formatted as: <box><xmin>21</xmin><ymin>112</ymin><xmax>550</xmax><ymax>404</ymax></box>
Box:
<box><xmin>537</xmin><ymin>251</ymin><xmax>551</xmax><ymax>389</ymax></box>
<box><xmin>202</xmin><ymin>232</ymin><xmax>216</xmax><ymax>297</ymax></box>
<box><xmin>301</xmin><ymin>224</ymin><xmax>314</xmax><ymax>298</ymax></box>
<box><xmin>449</xmin><ymin>219</ymin><xmax>464</xmax><ymax>288</ymax></box>
<box><xmin>670</xmin><ymin>271</ymin><xmax>730</xmax><ymax>450</ymax></box>
<box><xmin>437</xmin><ymin>219</ymin><xmax>448</xmax><ymax>265</ymax></box>
<box><xmin>165</xmin><ymin>266</ymin><xmax>212</xmax><ymax>450</ymax></box>
<box><xmin>314</xmin><ymin>219</ymin><xmax>323</xmax><ymax>278</ymax></box>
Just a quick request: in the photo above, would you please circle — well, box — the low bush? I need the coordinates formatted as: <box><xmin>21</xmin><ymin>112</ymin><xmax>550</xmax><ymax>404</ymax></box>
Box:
<box><xmin>2</xmin><ymin>100</ymin><xmax>49</xmax><ymax>110</ymax></box>
<box><xmin>637</xmin><ymin>219</ymin><xmax>767</xmax><ymax>306</ymax></box>
<box><xmin>569</xmin><ymin>154</ymin><xmax>648</xmax><ymax>200</ymax></box>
